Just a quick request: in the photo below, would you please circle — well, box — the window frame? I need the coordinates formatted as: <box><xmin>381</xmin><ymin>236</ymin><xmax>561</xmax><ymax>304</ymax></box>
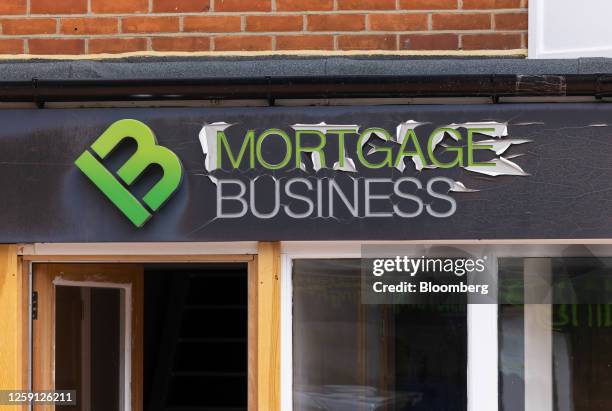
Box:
<box><xmin>280</xmin><ymin>241</ymin><xmax>612</xmax><ymax>411</ymax></box>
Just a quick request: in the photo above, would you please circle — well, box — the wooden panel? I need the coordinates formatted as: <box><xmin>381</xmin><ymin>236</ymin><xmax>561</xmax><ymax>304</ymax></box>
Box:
<box><xmin>131</xmin><ymin>267</ymin><xmax>144</xmax><ymax>411</ymax></box>
<box><xmin>33</xmin><ymin>263</ymin><xmax>143</xmax><ymax>411</ymax></box>
<box><xmin>22</xmin><ymin>255</ymin><xmax>254</xmax><ymax>263</ymax></box>
<box><xmin>32</xmin><ymin>264</ymin><xmax>53</xmax><ymax>411</ymax></box>
<box><xmin>0</xmin><ymin>245</ymin><xmax>25</xmax><ymax>411</ymax></box>
<box><xmin>256</xmin><ymin>242</ymin><xmax>281</xmax><ymax>411</ymax></box>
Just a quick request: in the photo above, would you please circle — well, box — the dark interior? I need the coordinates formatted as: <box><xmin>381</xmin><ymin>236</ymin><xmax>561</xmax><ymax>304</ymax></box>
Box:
<box><xmin>143</xmin><ymin>263</ymin><xmax>248</xmax><ymax>411</ymax></box>
<box><xmin>56</xmin><ymin>286</ymin><xmax>121</xmax><ymax>411</ymax></box>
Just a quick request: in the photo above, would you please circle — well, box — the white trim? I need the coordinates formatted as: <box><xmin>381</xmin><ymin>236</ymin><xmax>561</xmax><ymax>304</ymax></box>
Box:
<box><xmin>20</xmin><ymin>242</ymin><xmax>258</xmax><ymax>256</ymax></box>
<box><xmin>119</xmin><ymin>288</ymin><xmax>127</xmax><ymax>411</ymax></box>
<box><xmin>468</xmin><ymin>305</ymin><xmax>499</xmax><ymax>411</ymax></box>
<box><xmin>281</xmin><ymin>241</ymin><xmax>612</xmax><ymax>258</ymax></box>
<box><xmin>468</xmin><ymin>255</ymin><xmax>499</xmax><ymax>411</ymax></box>
<box><xmin>280</xmin><ymin>253</ymin><xmax>293</xmax><ymax>411</ymax></box>
<box><xmin>53</xmin><ymin>279</ymin><xmax>132</xmax><ymax>411</ymax></box>
<box><xmin>524</xmin><ymin>259</ymin><xmax>553</xmax><ymax>411</ymax></box>
<box><xmin>279</xmin><ymin>242</ymin><xmax>612</xmax><ymax>411</ymax></box>
<box><xmin>81</xmin><ymin>288</ymin><xmax>92</xmax><ymax>411</ymax></box>
<box><xmin>533</xmin><ymin>47</ymin><xmax>612</xmax><ymax>59</ymax></box>
<box><xmin>527</xmin><ymin>0</ymin><xmax>540</xmax><ymax>58</ymax></box>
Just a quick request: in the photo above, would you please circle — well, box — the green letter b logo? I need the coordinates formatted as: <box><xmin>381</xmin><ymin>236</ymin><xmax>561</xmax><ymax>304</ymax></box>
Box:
<box><xmin>75</xmin><ymin>119</ymin><xmax>183</xmax><ymax>227</ymax></box>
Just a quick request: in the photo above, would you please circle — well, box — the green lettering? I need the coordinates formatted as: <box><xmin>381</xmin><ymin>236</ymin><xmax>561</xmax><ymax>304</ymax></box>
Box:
<box><xmin>467</xmin><ymin>128</ymin><xmax>495</xmax><ymax>167</ymax></box>
<box><xmin>357</xmin><ymin>128</ymin><xmax>392</xmax><ymax>169</ymax></box>
<box><xmin>217</xmin><ymin>130</ymin><xmax>255</xmax><ymax>169</ymax></box>
<box><xmin>428</xmin><ymin>128</ymin><xmax>463</xmax><ymax>168</ymax></box>
<box><xmin>395</xmin><ymin>129</ymin><xmax>427</xmax><ymax>169</ymax></box>
<box><xmin>256</xmin><ymin>129</ymin><xmax>292</xmax><ymax>170</ymax></box>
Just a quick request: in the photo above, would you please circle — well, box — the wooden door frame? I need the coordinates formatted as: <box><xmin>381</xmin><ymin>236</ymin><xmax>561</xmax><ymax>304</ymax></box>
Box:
<box><xmin>22</xmin><ymin>249</ymin><xmax>277</xmax><ymax>411</ymax></box>
<box><xmin>32</xmin><ymin>263</ymin><xmax>144</xmax><ymax>411</ymax></box>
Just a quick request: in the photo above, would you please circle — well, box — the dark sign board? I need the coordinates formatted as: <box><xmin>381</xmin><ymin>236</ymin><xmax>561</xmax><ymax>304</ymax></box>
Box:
<box><xmin>1</xmin><ymin>103</ymin><xmax>611</xmax><ymax>242</ymax></box>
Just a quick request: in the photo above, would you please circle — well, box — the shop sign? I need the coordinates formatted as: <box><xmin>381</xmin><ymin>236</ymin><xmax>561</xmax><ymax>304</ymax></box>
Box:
<box><xmin>0</xmin><ymin>104</ymin><xmax>609</xmax><ymax>241</ymax></box>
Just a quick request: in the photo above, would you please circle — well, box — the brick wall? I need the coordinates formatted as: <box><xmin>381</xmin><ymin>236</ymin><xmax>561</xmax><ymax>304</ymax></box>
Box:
<box><xmin>0</xmin><ymin>0</ymin><xmax>528</xmax><ymax>55</ymax></box>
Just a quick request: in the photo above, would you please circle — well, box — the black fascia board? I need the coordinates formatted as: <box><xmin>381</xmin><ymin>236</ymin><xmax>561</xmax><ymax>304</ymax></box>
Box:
<box><xmin>0</xmin><ymin>57</ymin><xmax>611</xmax><ymax>103</ymax></box>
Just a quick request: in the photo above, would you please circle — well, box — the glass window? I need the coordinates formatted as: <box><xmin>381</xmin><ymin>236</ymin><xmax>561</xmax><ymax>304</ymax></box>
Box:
<box><xmin>499</xmin><ymin>256</ymin><xmax>612</xmax><ymax>411</ymax></box>
<box><xmin>293</xmin><ymin>259</ymin><xmax>467</xmax><ymax>411</ymax></box>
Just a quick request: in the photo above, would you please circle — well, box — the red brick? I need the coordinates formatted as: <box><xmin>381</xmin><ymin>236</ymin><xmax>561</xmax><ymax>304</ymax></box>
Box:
<box><xmin>277</xmin><ymin>0</ymin><xmax>333</xmax><ymax>11</ymax></box>
<box><xmin>31</xmin><ymin>0</ymin><xmax>86</xmax><ymax>14</ymax></box>
<box><xmin>0</xmin><ymin>39</ymin><xmax>23</xmax><ymax>53</ymax></box>
<box><xmin>184</xmin><ymin>16</ymin><xmax>241</xmax><ymax>33</ymax></box>
<box><xmin>0</xmin><ymin>0</ymin><xmax>26</xmax><ymax>15</ymax></box>
<box><xmin>308</xmin><ymin>14</ymin><xmax>366</xmax><ymax>31</ymax></box>
<box><xmin>214</xmin><ymin>35</ymin><xmax>272</xmax><ymax>51</ymax></box>
<box><xmin>400</xmin><ymin>0</ymin><xmax>457</xmax><ymax>9</ymax></box>
<box><xmin>29</xmin><ymin>38</ymin><xmax>84</xmax><ymax>55</ymax></box>
<box><xmin>60</xmin><ymin>18</ymin><xmax>118</xmax><ymax>35</ymax></box>
<box><xmin>400</xmin><ymin>33</ymin><xmax>458</xmax><ymax>49</ymax></box>
<box><xmin>432</xmin><ymin>13</ymin><xmax>491</xmax><ymax>30</ymax></box>
<box><xmin>122</xmin><ymin>17</ymin><xmax>180</xmax><ymax>33</ymax></box>
<box><xmin>152</xmin><ymin>36</ymin><xmax>211</xmax><ymax>51</ymax></box>
<box><xmin>91</xmin><ymin>0</ymin><xmax>148</xmax><ymax>13</ymax></box>
<box><xmin>153</xmin><ymin>0</ymin><xmax>210</xmax><ymax>12</ymax></box>
<box><xmin>246</xmin><ymin>15</ymin><xmax>303</xmax><ymax>32</ymax></box>
<box><xmin>337</xmin><ymin>34</ymin><xmax>396</xmax><ymax>50</ymax></box>
<box><xmin>462</xmin><ymin>33</ymin><xmax>521</xmax><ymax>49</ymax></box>
<box><xmin>89</xmin><ymin>37</ymin><xmax>148</xmax><ymax>53</ymax></box>
<box><xmin>462</xmin><ymin>0</ymin><xmax>520</xmax><ymax>8</ymax></box>
<box><xmin>495</xmin><ymin>12</ymin><xmax>527</xmax><ymax>30</ymax></box>
<box><xmin>337</xmin><ymin>0</ymin><xmax>395</xmax><ymax>10</ymax></box>
<box><xmin>276</xmin><ymin>34</ymin><xmax>333</xmax><ymax>50</ymax></box>
<box><xmin>1</xmin><ymin>18</ymin><xmax>56</xmax><ymax>35</ymax></box>
<box><xmin>215</xmin><ymin>0</ymin><xmax>271</xmax><ymax>12</ymax></box>
<box><xmin>369</xmin><ymin>13</ymin><xmax>428</xmax><ymax>31</ymax></box>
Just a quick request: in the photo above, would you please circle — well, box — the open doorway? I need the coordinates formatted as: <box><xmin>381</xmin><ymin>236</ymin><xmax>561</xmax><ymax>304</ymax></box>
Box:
<box><xmin>32</xmin><ymin>262</ymin><xmax>250</xmax><ymax>411</ymax></box>
<box><xmin>143</xmin><ymin>264</ymin><xmax>248</xmax><ymax>411</ymax></box>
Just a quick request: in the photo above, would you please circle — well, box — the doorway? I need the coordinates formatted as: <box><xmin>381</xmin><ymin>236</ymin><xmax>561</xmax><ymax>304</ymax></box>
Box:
<box><xmin>32</xmin><ymin>262</ymin><xmax>250</xmax><ymax>411</ymax></box>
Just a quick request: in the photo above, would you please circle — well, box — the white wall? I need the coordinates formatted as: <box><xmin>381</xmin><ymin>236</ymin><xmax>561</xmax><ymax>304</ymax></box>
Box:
<box><xmin>530</xmin><ymin>0</ymin><xmax>612</xmax><ymax>58</ymax></box>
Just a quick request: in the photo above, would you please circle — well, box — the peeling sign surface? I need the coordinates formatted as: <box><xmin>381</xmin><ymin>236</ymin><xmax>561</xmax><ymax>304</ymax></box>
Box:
<box><xmin>0</xmin><ymin>103</ymin><xmax>612</xmax><ymax>241</ymax></box>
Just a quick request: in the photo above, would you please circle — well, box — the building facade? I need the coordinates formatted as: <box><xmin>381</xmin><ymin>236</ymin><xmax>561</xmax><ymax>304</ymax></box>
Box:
<box><xmin>1</xmin><ymin>1</ymin><xmax>612</xmax><ymax>411</ymax></box>
<box><xmin>0</xmin><ymin>0</ymin><xmax>528</xmax><ymax>54</ymax></box>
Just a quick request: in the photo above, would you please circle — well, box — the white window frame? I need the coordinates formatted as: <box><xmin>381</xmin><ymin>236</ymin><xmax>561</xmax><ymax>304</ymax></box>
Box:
<box><xmin>280</xmin><ymin>241</ymin><xmax>612</xmax><ymax>411</ymax></box>
<box><xmin>53</xmin><ymin>278</ymin><xmax>132</xmax><ymax>411</ymax></box>
<box><xmin>281</xmin><ymin>241</ymin><xmax>500</xmax><ymax>411</ymax></box>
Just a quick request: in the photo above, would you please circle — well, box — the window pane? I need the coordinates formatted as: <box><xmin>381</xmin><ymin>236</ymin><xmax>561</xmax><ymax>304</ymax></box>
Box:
<box><xmin>499</xmin><ymin>257</ymin><xmax>612</xmax><ymax>411</ymax></box>
<box><xmin>293</xmin><ymin>259</ymin><xmax>467</xmax><ymax>411</ymax></box>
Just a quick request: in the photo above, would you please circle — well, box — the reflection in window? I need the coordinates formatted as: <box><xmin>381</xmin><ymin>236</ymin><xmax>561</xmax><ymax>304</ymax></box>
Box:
<box><xmin>293</xmin><ymin>259</ymin><xmax>467</xmax><ymax>411</ymax></box>
<box><xmin>499</xmin><ymin>304</ymin><xmax>525</xmax><ymax>411</ymax></box>
<box><xmin>499</xmin><ymin>257</ymin><xmax>612</xmax><ymax>411</ymax></box>
<box><xmin>553</xmin><ymin>304</ymin><xmax>612</xmax><ymax>411</ymax></box>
